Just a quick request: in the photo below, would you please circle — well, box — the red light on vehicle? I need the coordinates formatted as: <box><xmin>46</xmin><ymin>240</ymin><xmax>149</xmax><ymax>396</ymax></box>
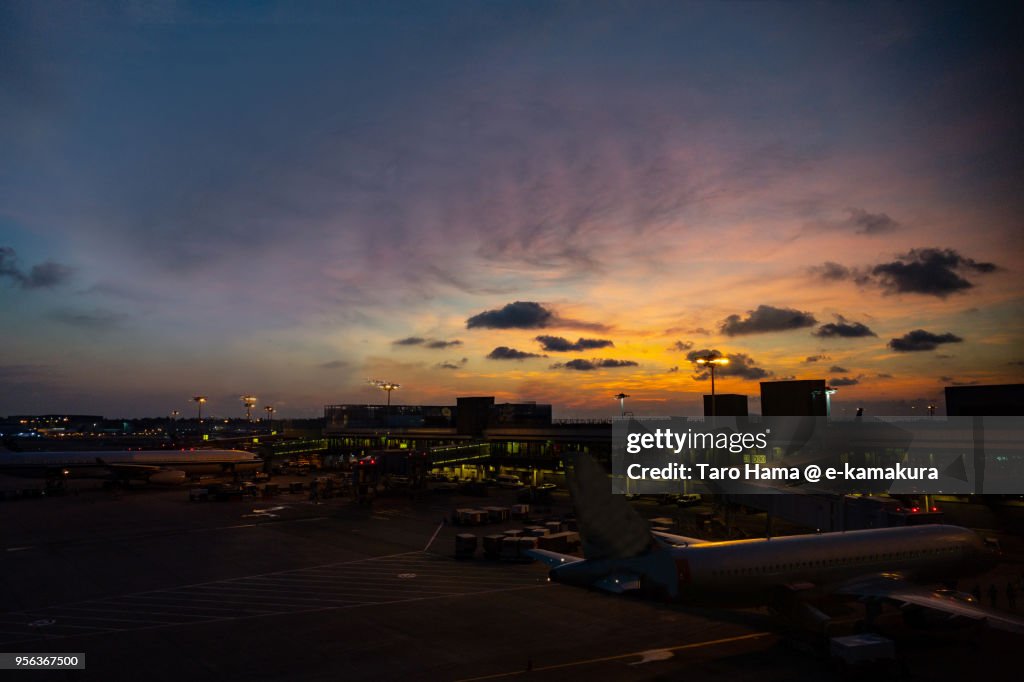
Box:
<box><xmin>911</xmin><ymin>507</ymin><xmax>919</xmax><ymax>513</ymax></box>
<box><xmin>895</xmin><ymin>507</ymin><xmax>902</xmax><ymax>512</ymax></box>
<box><xmin>931</xmin><ymin>506</ymin><xmax>938</xmax><ymax>512</ymax></box>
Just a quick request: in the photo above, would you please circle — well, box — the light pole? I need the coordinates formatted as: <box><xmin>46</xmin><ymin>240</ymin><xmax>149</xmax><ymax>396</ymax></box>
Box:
<box><xmin>614</xmin><ymin>393</ymin><xmax>630</xmax><ymax>418</ymax></box>
<box><xmin>241</xmin><ymin>395</ymin><xmax>258</xmax><ymax>422</ymax></box>
<box><xmin>694</xmin><ymin>354</ymin><xmax>729</xmax><ymax>418</ymax></box>
<box><xmin>369</xmin><ymin>380</ymin><xmax>400</xmax><ymax>427</ymax></box>
<box><xmin>811</xmin><ymin>387</ymin><xmax>837</xmax><ymax>418</ymax></box>
<box><xmin>264</xmin><ymin>405</ymin><xmax>275</xmax><ymax>429</ymax></box>
<box><xmin>192</xmin><ymin>396</ymin><xmax>207</xmax><ymax>422</ymax></box>
<box><xmin>192</xmin><ymin>396</ymin><xmax>208</xmax><ymax>439</ymax></box>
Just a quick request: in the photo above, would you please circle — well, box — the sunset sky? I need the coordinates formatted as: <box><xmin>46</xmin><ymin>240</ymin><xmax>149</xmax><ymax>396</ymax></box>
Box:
<box><xmin>2</xmin><ymin>1</ymin><xmax>1022</xmax><ymax>418</ymax></box>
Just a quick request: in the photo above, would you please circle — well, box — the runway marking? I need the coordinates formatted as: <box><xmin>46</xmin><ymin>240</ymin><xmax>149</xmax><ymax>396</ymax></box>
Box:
<box><xmin>0</xmin><ymin>551</ymin><xmax>545</xmax><ymax>646</ymax></box>
<box><xmin>424</xmin><ymin>521</ymin><xmax>445</xmax><ymax>551</ymax></box>
<box><xmin>452</xmin><ymin>632</ymin><xmax>774</xmax><ymax>681</ymax></box>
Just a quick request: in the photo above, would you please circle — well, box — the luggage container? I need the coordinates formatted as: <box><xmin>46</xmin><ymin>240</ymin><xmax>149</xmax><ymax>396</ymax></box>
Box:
<box><xmin>829</xmin><ymin>633</ymin><xmax>896</xmax><ymax>665</ymax></box>
<box><xmin>455</xmin><ymin>533</ymin><xmax>478</xmax><ymax>560</ymax></box>
<box><xmin>482</xmin><ymin>534</ymin><xmax>505</xmax><ymax>559</ymax></box>
<box><xmin>484</xmin><ymin>506</ymin><xmax>510</xmax><ymax>523</ymax></box>
<box><xmin>516</xmin><ymin>536</ymin><xmax>538</xmax><ymax>561</ymax></box>
<box><xmin>500</xmin><ymin>536</ymin><xmax>521</xmax><ymax>562</ymax></box>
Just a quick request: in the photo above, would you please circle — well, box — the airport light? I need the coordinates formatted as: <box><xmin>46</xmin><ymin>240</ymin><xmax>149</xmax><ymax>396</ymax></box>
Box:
<box><xmin>614</xmin><ymin>393</ymin><xmax>630</xmax><ymax>418</ymax></box>
<box><xmin>241</xmin><ymin>395</ymin><xmax>258</xmax><ymax>422</ymax></box>
<box><xmin>694</xmin><ymin>354</ymin><xmax>729</xmax><ymax>418</ymax></box>
<box><xmin>811</xmin><ymin>386</ymin><xmax>837</xmax><ymax>418</ymax></box>
<box><xmin>170</xmin><ymin>410</ymin><xmax>179</xmax><ymax>420</ymax></box>
<box><xmin>369</xmin><ymin>379</ymin><xmax>400</xmax><ymax>427</ymax></box>
<box><xmin>192</xmin><ymin>396</ymin><xmax>207</xmax><ymax>423</ymax></box>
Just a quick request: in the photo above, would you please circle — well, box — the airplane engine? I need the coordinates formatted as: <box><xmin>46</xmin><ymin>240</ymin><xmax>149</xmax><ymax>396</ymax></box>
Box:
<box><xmin>148</xmin><ymin>470</ymin><xmax>189</xmax><ymax>486</ymax></box>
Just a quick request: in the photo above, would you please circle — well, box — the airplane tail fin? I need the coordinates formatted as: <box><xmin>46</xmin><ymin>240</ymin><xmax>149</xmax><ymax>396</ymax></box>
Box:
<box><xmin>567</xmin><ymin>453</ymin><xmax>652</xmax><ymax>561</ymax></box>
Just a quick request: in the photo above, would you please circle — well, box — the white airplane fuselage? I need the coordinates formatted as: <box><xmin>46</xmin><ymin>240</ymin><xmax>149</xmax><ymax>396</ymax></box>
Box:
<box><xmin>0</xmin><ymin>449</ymin><xmax>263</xmax><ymax>482</ymax></box>
<box><xmin>550</xmin><ymin>525</ymin><xmax>994</xmax><ymax>606</ymax></box>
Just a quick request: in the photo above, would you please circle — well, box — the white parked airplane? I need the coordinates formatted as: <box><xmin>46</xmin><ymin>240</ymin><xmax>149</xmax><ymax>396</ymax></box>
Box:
<box><xmin>529</xmin><ymin>455</ymin><xmax>1024</xmax><ymax>634</ymax></box>
<box><xmin>0</xmin><ymin>448</ymin><xmax>263</xmax><ymax>485</ymax></box>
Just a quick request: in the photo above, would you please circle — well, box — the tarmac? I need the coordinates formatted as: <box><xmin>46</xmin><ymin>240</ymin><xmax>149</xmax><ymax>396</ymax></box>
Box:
<box><xmin>0</xmin><ymin>476</ymin><xmax>1020</xmax><ymax>680</ymax></box>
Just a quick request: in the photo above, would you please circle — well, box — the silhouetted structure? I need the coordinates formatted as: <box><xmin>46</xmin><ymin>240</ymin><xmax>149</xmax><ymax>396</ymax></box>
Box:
<box><xmin>944</xmin><ymin>384</ymin><xmax>1024</xmax><ymax>416</ymax></box>
<box><xmin>760</xmin><ymin>380</ymin><xmax>828</xmax><ymax>416</ymax></box>
<box><xmin>702</xmin><ymin>394</ymin><xmax>748</xmax><ymax>417</ymax></box>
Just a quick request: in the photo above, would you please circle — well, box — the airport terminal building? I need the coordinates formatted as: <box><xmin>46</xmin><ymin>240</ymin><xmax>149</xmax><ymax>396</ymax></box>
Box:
<box><xmin>323</xmin><ymin>396</ymin><xmax>611</xmax><ymax>484</ymax></box>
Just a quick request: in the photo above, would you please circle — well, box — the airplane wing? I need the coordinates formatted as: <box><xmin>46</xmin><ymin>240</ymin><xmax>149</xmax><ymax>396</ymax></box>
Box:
<box><xmin>651</xmin><ymin>530</ymin><xmax>710</xmax><ymax>547</ymax></box>
<box><xmin>838</xmin><ymin>575</ymin><xmax>1024</xmax><ymax>634</ymax></box>
<box><xmin>95</xmin><ymin>459</ymin><xmax>187</xmax><ymax>484</ymax></box>
<box><xmin>97</xmin><ymin>458</ymin><xmax>161</xmax><ymax>475</ymax></box>
<box><xmin>526</xmin><ymin>549</ymin><xmax>583</xmax><ymax>568</ymax></box>
<box><xmin>594</xmin><ymin>572</ymin><xmax>642</xmax><ymax>594</ymax></box>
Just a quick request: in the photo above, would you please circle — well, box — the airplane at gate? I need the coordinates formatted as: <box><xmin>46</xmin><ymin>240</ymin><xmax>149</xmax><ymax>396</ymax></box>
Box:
<box><xmin>0</xmin><ymin>448</ymin><xmax>263</xmax><ymax>485</ymax></box>
<box><xmin>529</xmin><ymin>455</ymin><xmax>1024</xmax><ymax>634</ymax></box>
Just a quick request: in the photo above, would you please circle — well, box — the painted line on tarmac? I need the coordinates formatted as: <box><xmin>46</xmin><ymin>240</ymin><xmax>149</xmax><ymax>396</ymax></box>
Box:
<box><xmin>452</xmin><ymin>632</ymin><xmax>774</xmax><ymax>681</ymax></box>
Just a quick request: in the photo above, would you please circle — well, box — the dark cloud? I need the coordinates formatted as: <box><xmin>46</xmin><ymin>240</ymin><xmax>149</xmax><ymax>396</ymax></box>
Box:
<box><xmin>720</xmin><ymin>305</ymin><xmax>817</xmax><ymax>336</ymax></box>
<box><xmin>466</xmin><ymin>301</ymin><xmax>608</xmax><ymax>332</ymax></box>
<box><xmin>939</xmin><ymin>375</ymin><xmax>954</xmax><ymax>383</ymax></box>
<box><xmin>535</xmin><ymin>335</ymin><xmax>614</xmax><ymax>352</ymax></box>
<box><xmin>687</xmin><ymin>349</ymin><xmax>772</xmax><ymax>381</ymax></box>
<box><xmin>669</xmin><ymin>340</ymin><xmax>694</xmax><ymax>352</ymax></box>
<box><xmin>0</xmin><ymin>246</ymin><xmax>74</xmax><ymax>289</ymax></box>
<box><xmin>393</xmin><ymin>337</ymin><xmax>462</xmax><ymax>349</ymax></box>
<box><xmin>888</xmin><ymin>329</ymin><xmax>964</xmax><ymax>352</ymax></box>
<box><xmin>319</xmin><ymin>360</ymin><xmax>348</xmax><ymax>369</ymax></box>
<box><xmin>426</xmin><ymin>339</ymin><xmax>463</xmax><ymax>349</ymax></box>
<box><xmin>49</xmin><ymin>307</ymin><xmax>127</xmax><ymax>330</ymax></box>
<box><xmin>871</xmin><ymin>248</ymin><xmax>997</xmax><ymax>297</ymax></box>
<box><xmin>811</xmin><ymin>248</ymin><xmax>997</xmax><ymax>298</ymax></box>
<box><xmin>844</xmin><ymin>207</ymin><xmax>900</xmax><ymax>235</ymax></box>
<box><xmin>829</xmin><ymin>365</ymin><xmax>849</xmax><ymax>373</ymax></box>
<box><xmin>1009</xmin><ymin>361</ymin><xmax>1024</xmax><ymax>367</ymax></box>
<box><xmin>486</xmin><ymin>346</ymin><xmax>545</xmax><ymax>360</ymax></box>
<box><xmin>876</xmin><ymin>373</ymin><xmax>893</xmax><ymax>379</ymax></box>
<box><xmin>435</xmin><ymin>358</ymin><xmax>468</xmax><ymax>370</ymax></box>
<box><xmin>813</xmin><ymin>315</ymin><xmax>877</xmax><ymax>338</ymax></box>
<box><xmin>467</xmin><ymin>301</ymin><xmax>554</xmax><ymax>329</ymax></box>
<box><xmin>551</xmin><ymin>358</ymin><xmax>639</xmax><ymax>371</ymax></box>
<box><xmin>811</xmin><ymin>261</ymin><xmax>854</xmax><ymax>281</ymax></box>
<box><xmin>830</xmin><ymin>376</ymin><xmax>861</xmax><ymax>386</ymax></box>
<box><xmin>804</xmin><ymin>354</ymin><xmax>831</xmax><ymax>363</ymax></box>
<box><xmin>595</xmin><ymin>359</ymin><xmax>638</xmax><ymax>368</ymax></box>
<box><xmin>667</xmin><ymin>366</ymin><xmax>679</xmax><ymax>373</ymax></box>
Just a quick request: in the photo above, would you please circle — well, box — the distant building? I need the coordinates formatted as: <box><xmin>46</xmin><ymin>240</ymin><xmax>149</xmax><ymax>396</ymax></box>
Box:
<box><xmin>760</xmin><ymin>380</ymin><xmax>828</xmax><ymax>416</ymax></box>
<box><xmin>944</xmin><ymin>384</ymin><xmax>1024</xmax><ymax>416</ymax></box>
<box><xmin>3</xmin><ymin>414</ymin><xmax>104</xmax><ymax>434</ymax></box>
<box><xmin>323</xmin><ymin>396</ymin><xmax>606</xmax><ymax>481</ymax></box>
<box><xmin>702</xmin><ymin>393</ymin><xmax>748</xmax><ymax>417</ymax></box>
